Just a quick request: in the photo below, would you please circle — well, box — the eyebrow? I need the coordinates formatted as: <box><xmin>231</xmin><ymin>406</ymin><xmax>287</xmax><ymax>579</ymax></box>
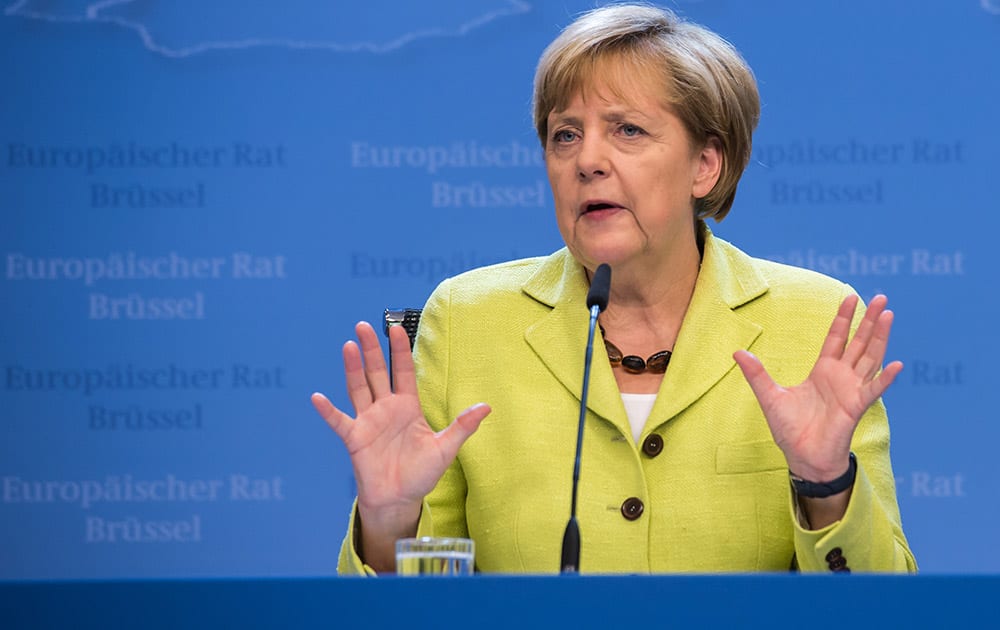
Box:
<box><xmin>549</xmin><ymin>108</ymin><xmax>654</xmax><ymax>127</ymax></box>
<box><xmin>549</xmin><ymin>114</ymin><xmax>583</xmax><ymax>128</ymax></box>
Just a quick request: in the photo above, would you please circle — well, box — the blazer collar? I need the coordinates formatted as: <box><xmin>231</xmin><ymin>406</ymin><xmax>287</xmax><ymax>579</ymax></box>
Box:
<box><xmin>521</xmin><ymin>229</ymin><xmax>770</xmax><ymax>434</ymax></box>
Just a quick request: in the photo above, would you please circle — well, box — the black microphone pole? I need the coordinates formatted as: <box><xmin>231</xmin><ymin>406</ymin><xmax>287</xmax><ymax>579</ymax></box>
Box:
<box><xmin>561</xmin><ymin>263</ymin><xmax>611</xmax><ymax>574</ymax></box>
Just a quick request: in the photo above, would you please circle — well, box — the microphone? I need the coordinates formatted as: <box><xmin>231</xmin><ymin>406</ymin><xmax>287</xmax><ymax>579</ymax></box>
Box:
<box><xmin>561</xmin><ymin>263</ymin><xmax>611</xmax><ymax>574</ymax></box>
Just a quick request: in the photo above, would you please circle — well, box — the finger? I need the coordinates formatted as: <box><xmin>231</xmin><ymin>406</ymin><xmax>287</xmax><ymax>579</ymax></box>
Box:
<box><xmin>310</xmin><ymin>392</ymin><xmax>354</xmax><ymax>442</ymax></box>
<box><xmin>387</xmin><ymin>324</ymin><xmax>419</xmax><ymax>396</ymax></box>
<box><xmin>854</xmin><ymin>309</ymin><xmax>895</xmax><ymax>381</ymax></box>
<box><xmin>436</xmin><ymin>403</ymin><xmax>492</xmax><ymax>458</ymax></box>
<box><xmin>733</xmin><ymin>350</ymin><xmax>781</xmax><ymax>410</ymax></box>
<box><xmin>817</xmin><ymin>295</ymin><xmax>859</xmax><ymax>360</ymax></box>
<box><xmin>841</xmin><ymin>294</ymin><xmax>884</xmax><ymax>365</ymax></box>
<box><xmin>843</xmin><ymin>294</ymin><xmax>888</xmax><ymax>367</ymax></box>
<box><xmin>343</xmin><ymin>339</ymin><xmax>373</xmax><ymax>414</ymax></box>
<box><xmin>355</xmin><ymin>321</ymin><xmax>392</xmax><ymax>400</ymax></box>
<box><xmin>861</xmin><ymin>360</ymin><xmax>904</xmax><ymax>406</ymax></box>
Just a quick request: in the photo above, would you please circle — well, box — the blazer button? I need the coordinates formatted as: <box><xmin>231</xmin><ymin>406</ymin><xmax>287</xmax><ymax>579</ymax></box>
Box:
<box><xmin>621</xmin><ymin>497</ymin><xmax>644</xmax><ymax>521</ymax></box>
<box><xmin>828</xmin><ymin>557</ymin><xmax>848</xmax><ymax>571</ymax></box>
<box><xmin>825</xmin><ymin>548</ymin><xmax>844</xmax><ymax>563</ymax></box>
<box><xmin>641</xmin><ymin>434</ymin><xmax>664</xmax><ymax>457</ymax></box>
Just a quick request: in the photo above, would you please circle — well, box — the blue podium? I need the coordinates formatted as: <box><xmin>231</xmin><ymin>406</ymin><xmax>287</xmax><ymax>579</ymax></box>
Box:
<box><xmin>4</xmin><ymin>575</ymin><xmax>996</xmax><ymax>629</ymax></box>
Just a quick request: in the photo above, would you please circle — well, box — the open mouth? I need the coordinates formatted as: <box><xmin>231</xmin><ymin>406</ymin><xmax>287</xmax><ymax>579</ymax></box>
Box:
<box><xmin>581</xmin><ymin>201</ymin><xmax>623</xmax><ymax>215</ymax></box>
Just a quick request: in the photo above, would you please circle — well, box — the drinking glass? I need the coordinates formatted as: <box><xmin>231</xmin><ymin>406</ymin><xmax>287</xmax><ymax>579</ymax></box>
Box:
<box><xmin>395</xmin><ymin>537</ymin><xmax>475</xmax><ymax>576</ymax></box>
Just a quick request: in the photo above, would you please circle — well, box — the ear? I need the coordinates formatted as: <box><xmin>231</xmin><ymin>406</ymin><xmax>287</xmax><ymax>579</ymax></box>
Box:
<box><xmin>692</xmin><ymin>136</ymin><xmax>723</xmax><ymax>199</ymax></box>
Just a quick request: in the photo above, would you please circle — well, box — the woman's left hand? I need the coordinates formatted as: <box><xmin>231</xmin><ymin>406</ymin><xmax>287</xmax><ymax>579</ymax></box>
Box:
<box><xmin>733</xmin><ymin>294</ymin><xmax>903</xmax><ymax>483</ymax></box>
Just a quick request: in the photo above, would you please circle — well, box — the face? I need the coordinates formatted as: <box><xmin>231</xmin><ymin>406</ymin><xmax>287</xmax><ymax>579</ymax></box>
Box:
<box><xmin>544</xmin><ymin>66</ymin><xmax>721</xmax><ymax>275</ymax></box>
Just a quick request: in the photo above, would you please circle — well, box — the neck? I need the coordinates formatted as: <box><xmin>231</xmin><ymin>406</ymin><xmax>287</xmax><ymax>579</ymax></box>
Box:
<box><xmin>600</xmin><ymin>242</ymin><xmax>700</xmax><ymax>334</ymax></box>
<box><xmin>594</xmin><ymin>224</ymin><xmax>707</xmax><ymax>395</ymax></box>
<box><xmin>598</xmin><ymin>258</ymin><xmax>699</xmax><ymax>395</ymax></box>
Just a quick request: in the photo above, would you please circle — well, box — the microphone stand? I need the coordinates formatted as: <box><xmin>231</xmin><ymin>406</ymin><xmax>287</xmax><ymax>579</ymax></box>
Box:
<box><xmin>561</xmin><ymin>264</ymin><xmax>610</xmax><ymax>574</ymax></box>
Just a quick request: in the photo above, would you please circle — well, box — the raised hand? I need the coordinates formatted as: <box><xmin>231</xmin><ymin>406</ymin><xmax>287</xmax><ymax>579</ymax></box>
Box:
<box><xmin>311</xmin><ymin>321</ymin><xmax>491</xmax><ymax>571</ymax></box>
<box><xmin>733</xmin><ymin>294</ymin><xmax>903</xmax><ymax>484</ymax></box>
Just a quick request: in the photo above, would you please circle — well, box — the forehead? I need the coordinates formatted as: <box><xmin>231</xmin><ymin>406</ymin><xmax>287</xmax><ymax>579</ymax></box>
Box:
<box><xmin>549</xmin><ymin>54</ymin><xmax>672</xmax><ymax>116</ymax></box>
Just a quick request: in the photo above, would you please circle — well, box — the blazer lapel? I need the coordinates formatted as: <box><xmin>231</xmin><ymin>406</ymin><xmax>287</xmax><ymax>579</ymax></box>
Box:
<box><xmin>523</xmin><ymin>250</ymin><xmax>626</xmax><ymax>429</ymax></box>
<box><xmin>649</xmin><ymin>233</ymin><xmax>769</xmax><ymax>424</ymax></box>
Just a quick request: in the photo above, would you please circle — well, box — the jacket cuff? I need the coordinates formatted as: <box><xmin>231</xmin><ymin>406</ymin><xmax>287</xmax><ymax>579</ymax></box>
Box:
<box><xmin>791</xmin><ymin>462</ymin><xmax>907</xmax><ymax>572</ymax></box>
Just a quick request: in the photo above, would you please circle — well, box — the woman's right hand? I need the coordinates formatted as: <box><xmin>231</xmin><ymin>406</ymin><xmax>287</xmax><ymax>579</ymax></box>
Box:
<box><xmin>310</xmin><ymin>321</ymin><xmax>491</xmax><ymax>572</ymax></box>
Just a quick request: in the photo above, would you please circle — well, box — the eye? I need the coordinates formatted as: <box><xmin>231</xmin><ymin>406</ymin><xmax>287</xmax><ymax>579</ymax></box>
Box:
<box><xmin>619</xmin><ymin>123</ymin><xmax>645</xmax><ymax>137</ymax></box>
<box><xmin>552</xmin><ymin>129</ymin><xmax>578</xmax><ymax>144</ymax></box>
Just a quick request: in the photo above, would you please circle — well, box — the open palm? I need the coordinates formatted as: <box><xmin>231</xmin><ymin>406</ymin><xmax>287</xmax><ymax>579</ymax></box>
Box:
<box><xmin>311</xmin><ymin>322</ymin><xmax>490</xmax><ymax>525</ymax></box>
<box><xmin>734</xmin><ymin>294</ymin><xmax>902</xmax><ymax>482</ymax></box>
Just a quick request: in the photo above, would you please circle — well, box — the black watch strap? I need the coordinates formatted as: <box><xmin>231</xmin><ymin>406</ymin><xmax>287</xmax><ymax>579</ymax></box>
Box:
<box><xmin>789</xmin><ymin>452</ymin><xmax>857</xmax><ymax>498</ymax></box>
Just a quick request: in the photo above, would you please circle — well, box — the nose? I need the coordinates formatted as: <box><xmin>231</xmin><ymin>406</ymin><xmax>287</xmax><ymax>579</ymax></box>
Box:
<box><xmin>576</xmin><ymin>136</ymin><xmax>610</xmax><ymax>181</ymax></box>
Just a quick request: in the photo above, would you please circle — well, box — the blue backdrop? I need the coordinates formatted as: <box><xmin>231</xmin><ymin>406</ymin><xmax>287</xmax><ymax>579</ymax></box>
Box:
<box><xmin>2</xmin><ymin>0</ymin><xmax>998</xmax><ymax>579</ymax></box>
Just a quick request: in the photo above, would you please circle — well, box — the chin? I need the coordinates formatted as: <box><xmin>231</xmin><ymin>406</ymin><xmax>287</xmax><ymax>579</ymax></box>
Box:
<box><xmin>570</xmin><ymin>244</ymin><xmax>636</xmax><ymax>270</ymax></box>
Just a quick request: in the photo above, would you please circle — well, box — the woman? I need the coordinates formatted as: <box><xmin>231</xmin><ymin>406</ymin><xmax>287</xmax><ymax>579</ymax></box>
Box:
<box><xmin>311</xmin><ymin>4</ymin><xmax>917</xmax><ymax>574</ymax></box>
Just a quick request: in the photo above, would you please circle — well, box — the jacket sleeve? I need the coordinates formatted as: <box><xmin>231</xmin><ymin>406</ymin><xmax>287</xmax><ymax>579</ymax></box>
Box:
<box><xmin>411</xmin><ymin>278</ymin><xmax>475</xmax><ymax>540</ymax></box>
<box><xmin>791</xmin><ymin>398</ymin><xmax>917</xmax><ymax>572</ymax></box>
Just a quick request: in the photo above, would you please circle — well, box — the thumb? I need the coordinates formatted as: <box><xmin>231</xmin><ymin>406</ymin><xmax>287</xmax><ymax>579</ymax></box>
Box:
<box><xmin>436</xmin><ymin>403</ymin><xmax>492</xmax><ymax>457</ymax></box>
<box><xmin>310</xmin><ymin>392</ymin><xmax>353</xmax><ymax>442</ymax></box>
<box><xmin>733</xmin><ymin>350</ymin><xmax>779</xmax><ymax>408</ymax></box>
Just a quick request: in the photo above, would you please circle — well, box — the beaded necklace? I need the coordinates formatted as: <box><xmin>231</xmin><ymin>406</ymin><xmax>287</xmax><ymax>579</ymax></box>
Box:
<box><xmin>599</xmin><ymin>324</ymin><xmax>672</xmax><ymax>374</ymax></box>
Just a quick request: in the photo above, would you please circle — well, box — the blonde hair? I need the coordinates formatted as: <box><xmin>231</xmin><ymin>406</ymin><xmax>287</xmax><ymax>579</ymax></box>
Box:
<box><xmin>533</xmin><ymin>4</ymin><xmax>760</xmax><ymax>221</ymax></box>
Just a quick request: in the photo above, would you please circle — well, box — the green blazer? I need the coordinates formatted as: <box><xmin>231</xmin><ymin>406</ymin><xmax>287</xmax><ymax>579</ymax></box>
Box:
<box><xmin>339</xmin><ymin>231</ymin><xmax>917</xmax><ymax>574</ymax></box>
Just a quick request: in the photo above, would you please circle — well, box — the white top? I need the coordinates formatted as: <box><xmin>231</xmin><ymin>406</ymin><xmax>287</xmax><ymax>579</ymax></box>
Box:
<box><xmin>620</xmin><ymin>393</ymin><xmax>657</xmax><ymax>444</ymax></box>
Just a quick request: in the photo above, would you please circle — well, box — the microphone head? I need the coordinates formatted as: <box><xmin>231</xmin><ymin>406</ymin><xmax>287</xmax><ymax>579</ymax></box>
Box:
<box><xmin>586</xmin><ymin>263</ymin><xmax>611</xmax><ymax>311</ymax></box>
